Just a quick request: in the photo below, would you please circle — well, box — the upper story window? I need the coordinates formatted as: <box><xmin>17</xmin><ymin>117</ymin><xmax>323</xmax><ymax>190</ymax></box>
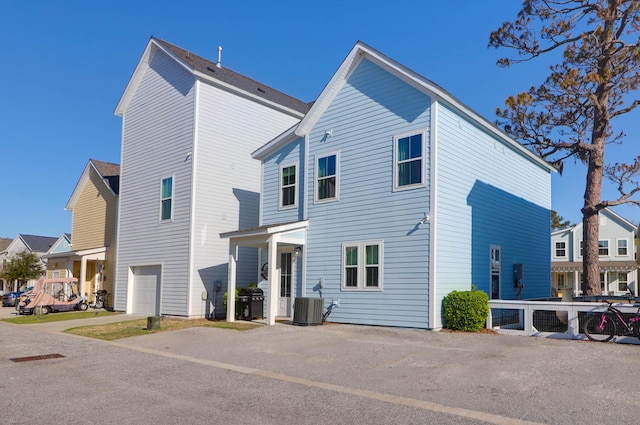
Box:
<box><xmin>280</xmin><ymin>164</ymin><xmax>297</xmax><ymax>209</ymax></box>
<box><xmin>315</xmin><ymin>152</ymin><xmax>338</xmax><ymax>202</ymax></box>
<box><xmin>555</xmin><ymin>241</ymin><xmax>566</xmax><ymax>258</ymax></box>
<box><xmin>161</xmin><ymin>176</ymin><xmax>173</xmax><ymax>221</ymax></box>
<box><xmin>342</xmin><ymin>241</ymin><xmax>383</xmax><ymax>290</ymax></box>
<box><xmin>617</xmin><ymin>239</ymin><xmax>628</xmax><ymax>256</ymax></box>
<box><xmin>598</xmin><ymin>240</ymin><xmax>609</xmax><ymax>256</ymax></box>
<box><xmin>394</xmin><ymin>131</ymin><xmax>425</xmax><ymax>190</ymax></box>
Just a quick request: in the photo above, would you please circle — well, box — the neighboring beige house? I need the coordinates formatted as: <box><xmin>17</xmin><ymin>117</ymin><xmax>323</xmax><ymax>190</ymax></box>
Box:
<box><xmin>44</xmin><ymin>159</ymin><xmax>119</xmax><ymax>305</ymax></box>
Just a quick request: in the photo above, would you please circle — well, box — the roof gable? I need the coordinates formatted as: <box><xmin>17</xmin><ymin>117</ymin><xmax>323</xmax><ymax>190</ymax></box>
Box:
<box><xmin>255</xmin><ymin>41</ymin><xmax>554</xmax><ymax>172</ymax></box>
<box><xmin>115</xmin><ymin>37</ymin><xmax>310</xmax><ymax>118</ymax></box>
<box><xmin>66</xmin><ymin>159</ymin><xmax>120</xmax><ymax>211</ymax></box>
<box><xmin>48</xmin><ymin>233</ymin><xmax>72</xmax><ymax>254</ymax></box>
<box><xmin>17</xmin><ymin>234</ymin><xmax>58</xmax><ymax>253</ymax></box>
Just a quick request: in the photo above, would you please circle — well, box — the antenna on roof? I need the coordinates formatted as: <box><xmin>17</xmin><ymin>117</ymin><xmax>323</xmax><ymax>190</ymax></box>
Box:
<box><xmin>217</xmin><ymin>46</ymin><xmax>222</xmax><ymax>68</ymax></box>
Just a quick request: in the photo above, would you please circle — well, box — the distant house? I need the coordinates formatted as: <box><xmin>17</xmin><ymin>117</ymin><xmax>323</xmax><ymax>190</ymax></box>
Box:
<box><xmin>43</xmin><ymin>159</ymin><xmax>119</xmax><ymax>303</ymax></box>
<box><xmin>222</xmin><ymin>42</ymin><xmax>555</xmax><ymax>329</ymax></box>
<box><xmin>113</xmin><ymin>37</ymin><xmax>309</xmax><ymax>317</ymax></box>
<box><xmin>551</xmin><ymin>208</ymin><xmax>638</xmax><ymax>297</ymax></box>
<box><xmin>0</xmin><ymin>234</ymin><xmax>57</xmax><ymax>292</ymax></box>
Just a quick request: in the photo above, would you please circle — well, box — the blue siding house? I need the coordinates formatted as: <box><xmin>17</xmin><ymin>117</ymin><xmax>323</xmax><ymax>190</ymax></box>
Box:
<box><xmin>222</xmin><ymin>42</ymin><xmax>554</xmax><ymax>329</ymax></box>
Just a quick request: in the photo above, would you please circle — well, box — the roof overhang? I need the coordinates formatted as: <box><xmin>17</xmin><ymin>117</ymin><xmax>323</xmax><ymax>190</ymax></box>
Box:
<box><xmin>552</xmin><ymin>261</ymin><xmax>639</xmax><ymax>272</ymax></box>
<box><xmin>221</xmin><ymin>220</ymin><xmax>308</xmax><ymax>248</ymax></box>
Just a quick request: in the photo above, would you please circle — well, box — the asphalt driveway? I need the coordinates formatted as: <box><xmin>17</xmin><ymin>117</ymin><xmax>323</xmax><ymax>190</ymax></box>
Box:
<box><xmin>1</xmin><ymin>309</ymin><xmax>639</xmax><ymax>424</ymax></box>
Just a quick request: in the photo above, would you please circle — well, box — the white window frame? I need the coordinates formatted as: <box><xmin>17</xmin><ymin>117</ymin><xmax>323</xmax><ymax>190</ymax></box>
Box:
<box><xmin>314</xmin><ymin>151</ymin><xmax>339</xmax><ymax>203</ymax></box>
<box><xmin>279</xmin><ymin>162</ymin><xmax>298</xmax><ymax>210</ymax></box>
<box><xmin>393</xmin><ymin>129</ymin><xmax>427</xmax><ymax>191</ymax></box>
<box><xmin>616</xmin><ymin>238</ymin><xmax>629</xmax><ymax>257</ymax></box>
<box><xmin>554</xmin><ymin>241</ymin><xmax>567</xmax><ymax>258</ymax></box>
<box><xmin>341</xmin><ymin>240</ymin><xmax>383</xmax><ymax>291</ymax></box>
<box><xmin>160</xmin><ymin>175</ymin><xmax>174</xmax><ymax>222</ymax></box>
<box><xmin>618</xmin><ymin>272</ymin><xmax>629</xmax><ymax>292</ymax></box>
<box><xmin>598</xmin><ymin>239</ymin><xmax>609</xmax><ymax>257</ymax></box>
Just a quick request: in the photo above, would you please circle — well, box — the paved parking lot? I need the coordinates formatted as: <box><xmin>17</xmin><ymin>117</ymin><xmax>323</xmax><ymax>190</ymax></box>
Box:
<box><xmin>1</xmin><ymin>307</ymin><xmax>639</xmax><ymax>424</ymax></box>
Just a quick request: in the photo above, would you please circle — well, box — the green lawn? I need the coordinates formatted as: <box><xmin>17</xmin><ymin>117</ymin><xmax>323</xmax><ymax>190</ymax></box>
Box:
<box><xmin>2</xmin><ymin>310</ymin><xmax>121</xmax><ymax>324</ymax></box>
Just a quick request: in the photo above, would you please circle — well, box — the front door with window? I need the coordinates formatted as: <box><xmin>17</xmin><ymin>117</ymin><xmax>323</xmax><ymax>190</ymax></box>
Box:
<box><xmin>277</xmin><ymin>251</ymin><xmax>293</xmax><ymax>317</ymax></box>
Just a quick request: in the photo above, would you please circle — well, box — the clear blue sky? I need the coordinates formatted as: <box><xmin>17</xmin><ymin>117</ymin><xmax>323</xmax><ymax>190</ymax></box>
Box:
<box><xmin>1</xmin><ymin>0</ymin><xmax>638</xmax><ymax>239</ymax></box>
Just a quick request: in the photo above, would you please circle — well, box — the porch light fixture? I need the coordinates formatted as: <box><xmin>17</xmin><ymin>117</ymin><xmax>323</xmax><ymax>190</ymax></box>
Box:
<box><xmin>294</xmin><ymin>246</ymin><xmax>302</xmax><ymax>257</ymax></box>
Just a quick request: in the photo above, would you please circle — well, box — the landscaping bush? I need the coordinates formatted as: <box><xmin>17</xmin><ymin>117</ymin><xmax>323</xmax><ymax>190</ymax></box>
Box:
<box><xmin>442</xmin><ymin>289</ymin><xmax>489</xmax><ymax>332</ymax></box>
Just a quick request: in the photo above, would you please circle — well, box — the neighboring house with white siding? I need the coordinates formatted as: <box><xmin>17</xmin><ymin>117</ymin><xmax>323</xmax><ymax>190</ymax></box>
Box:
<box><xmin>43</xmin><ymin>159</ymin><xmax>119</xmax><ymax>304</ymax></box>
<box><xmin>223</xmin><ymin>42</ymin><xmax>555</xmax><ymax>329</ymax></box>
<box><xmin>0</xmin><ymin>234</ymin><xmax>56</xmax><ymax>292</ymax></box>
<box><xmin>551</xmin><ymin>208</ymin><xmax>638</xmax><ymax>297</ymax></box>
<box><xmin>113</xmin><ymin>37</ymin><xmax>309</xmax><ymax>317</ymax></box>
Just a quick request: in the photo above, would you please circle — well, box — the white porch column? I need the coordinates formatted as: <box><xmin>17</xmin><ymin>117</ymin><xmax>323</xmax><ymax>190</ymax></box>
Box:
<box><xmin>267</xmin><ymin>235</ymin><xmax>279</xmax><ymax>326</ymax></box>
<box><xmin>227</xmin><ymin>243</ymin><xmax>238</xmax><ymax>323</ymax></box>
<box><xmin>80</xmin><ymin>257</ymin><xmax>87</xmax><ymax>297</ymax></box>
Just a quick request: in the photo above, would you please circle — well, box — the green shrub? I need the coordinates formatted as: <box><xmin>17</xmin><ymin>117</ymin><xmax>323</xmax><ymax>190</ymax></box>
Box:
<box><xmin>442</xmin><ymin>289</ymin><xmax>489</xmax><ymax>332</ymax></box>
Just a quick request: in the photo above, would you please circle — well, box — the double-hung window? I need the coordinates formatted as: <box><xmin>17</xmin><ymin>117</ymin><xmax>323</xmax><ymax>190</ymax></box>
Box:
<box><xmin>617</xmin><ymin>239</ymin><xmax>628</xmax><ymax>256</ymax></box>
<box><xmin>160</xmin><ymin>176</ymin><xmax>173</xmax><ymax>221</ymax></box>
<box><xmin>555</xmin><ymin>241</ymin><xmax>566</xmax><ymax>258</ymax></box>
<box><xmin>342</xmin><ymin>241</ymin><xmax>383</xmax><ymax>290</ymax></box>
<box><xmin>316</xmin><ymin>152</ymin><xmax>338</xmax><ymax>202</ymax></box>
<box><xmin>394</xmin><ymin>131</ymin><xmax>425</xmax><ymax>190</ymax></box>
<box><xmin>598</xmin><ymin>240</ymin><xmax>609</xmax><ymax>256</ymax></box>
<box><xmin>280</xmin><ymin>164</ymin><xmax>297</xmax><ymax>209</ymax></box>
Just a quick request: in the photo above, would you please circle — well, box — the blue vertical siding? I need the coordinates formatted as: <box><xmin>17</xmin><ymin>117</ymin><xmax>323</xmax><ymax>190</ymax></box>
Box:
<box><xmin>304</xmin><ymin>58</ymin><xmax>433</xmax><ymax>328</ymax></box>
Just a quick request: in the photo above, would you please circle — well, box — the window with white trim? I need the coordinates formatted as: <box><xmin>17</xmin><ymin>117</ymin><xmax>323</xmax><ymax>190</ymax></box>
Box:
<box><xmin>555</xmin><ymin>241</ymin><xmax>566</xmax><ymax>258</ymax></box>
<box><xmin>618</xmin><ymin>272</ymin><xmax>629</xmax><ymax>292</ymax></box>
<box><xmin>394</xmin><ymin>131</ymin><xmax>425</xmax><ymax>190</ymax></box>
<box><xmin>160</xmin><ymin>176</ymin><xmax>173</xmax><ymax>221</ymax></box>
<box><xmin>316</xmin><ymin>152</ymin><xmax>338</xmax><ymax>202</ymax></box>
<box><xmin>598</xmin><ymin>240</ymin><xmax>609</xmax><ymax>256</ymax></box>
<box><xmin>280</xmin><ymin>163</ymin><xmax>297</xmax><ymax>209</ymax></box>
<box><xmin>342</xmin><ymin>241</ymin><xmax>383</xmax><ymax>290</ymax></box>
<box><xmin>617</xmin><ymin>239</ymin><xmax>628</xmax><ymax>256</ymax></box>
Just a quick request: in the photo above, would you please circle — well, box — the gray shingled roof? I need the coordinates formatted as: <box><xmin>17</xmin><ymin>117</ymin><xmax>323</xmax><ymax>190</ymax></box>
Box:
<box><xmin>90</xmin><ymin>159</ymin><xmax>120</xmax><ymax>194</ymax></box>
<box><xmin>153</xmin><ymin>38</ymin><xmax>311</xmax><ymax>115</ymax></box>
<box><xmin>20</xmin><ymin>235</ymin><xmax>58</xmax><ymax>253</ymax></box>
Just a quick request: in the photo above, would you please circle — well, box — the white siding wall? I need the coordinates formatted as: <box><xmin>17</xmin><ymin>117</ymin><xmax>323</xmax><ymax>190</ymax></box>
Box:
<box><xmin>189</xmin><ymin>83</ymin><xmax>303</xmax><ymax>317</ymax></box>
<box><xmin>435</xmin><ymin>103</ymin><xmax>552</xmax><ymax>325</ymax></box>
<box><xmin>115</xmin><ymin>49</ymin><xmax>195</xmax><ymax>315</ymax></box>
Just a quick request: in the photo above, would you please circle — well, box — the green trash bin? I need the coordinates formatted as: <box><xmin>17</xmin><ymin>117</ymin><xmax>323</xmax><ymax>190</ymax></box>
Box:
<box><xmin>147</xmin><ymin>316</ymin><xmax>161</xmax><ymax>330</ymax></box>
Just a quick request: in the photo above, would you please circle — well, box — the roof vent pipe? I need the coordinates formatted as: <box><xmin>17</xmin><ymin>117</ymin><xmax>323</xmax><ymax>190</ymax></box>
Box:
<box><xmin>217</xmin><ymin>46</ymin><xmax>222</xmax><ymax>68</ymax></box>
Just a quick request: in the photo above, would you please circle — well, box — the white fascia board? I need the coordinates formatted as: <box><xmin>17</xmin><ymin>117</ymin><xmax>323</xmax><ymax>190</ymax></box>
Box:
<box><xmin>65</xmin><ymin>161</ymin><xmax>117</xmax><ymax>211</ymax></box>
<box><xmin>602</xmin><ymin>208</ymin><xmax>637</xmax><ymax>231</ymax></box>
<box><xmin>114</xmin><ymin>39</ymin><xmax>195</xmax><ymax>116</ymax></box>
<box><xmin>252</xmin><ymin>125</ymin><xmax>300</xmax><ymax>160</ymax></box>
<box><xmin>220</xmin><ymin>220</ymin><xmax>308</xmax><ymax>240</ymax></box>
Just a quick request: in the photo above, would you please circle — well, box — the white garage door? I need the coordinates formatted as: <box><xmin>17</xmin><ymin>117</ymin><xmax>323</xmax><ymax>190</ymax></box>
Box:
<box><xmin>133</xmin><ymin>266</ymin><xmax>160</xmax><ymax>315</ymax></box>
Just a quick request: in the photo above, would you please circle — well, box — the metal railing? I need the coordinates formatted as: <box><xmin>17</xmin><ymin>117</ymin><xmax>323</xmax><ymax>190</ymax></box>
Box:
<box><xmin>487</xmin><ymin>299</ymin><xmax>640</xmax><ymax>343</ymax></box>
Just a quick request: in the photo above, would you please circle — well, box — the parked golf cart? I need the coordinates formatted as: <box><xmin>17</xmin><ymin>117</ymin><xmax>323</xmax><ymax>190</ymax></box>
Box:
<box><xmin>17</xmin><ymin>277</ymin><xmax>88</xmax><ymax>315</ymax></box>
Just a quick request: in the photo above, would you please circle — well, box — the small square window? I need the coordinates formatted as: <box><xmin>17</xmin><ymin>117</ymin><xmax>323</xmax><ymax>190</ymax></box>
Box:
<box><xmin>555</xmin><ymin>241</ymin><xmax>566</xmax><ymax>258</ymax></box>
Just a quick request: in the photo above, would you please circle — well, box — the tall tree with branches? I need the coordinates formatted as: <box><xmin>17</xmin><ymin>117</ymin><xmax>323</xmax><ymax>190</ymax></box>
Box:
<box><xmin>490</xmin><ymin>0</ymin><xmax>640</xmax><ymax>295</ymax></box>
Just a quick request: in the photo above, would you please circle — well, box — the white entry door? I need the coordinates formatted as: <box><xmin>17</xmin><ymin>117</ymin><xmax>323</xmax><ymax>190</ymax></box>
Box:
<box><xmin>277</xmin><ymin>251</ymin><xmax>293</xmax><ymax>317</ymax></box>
